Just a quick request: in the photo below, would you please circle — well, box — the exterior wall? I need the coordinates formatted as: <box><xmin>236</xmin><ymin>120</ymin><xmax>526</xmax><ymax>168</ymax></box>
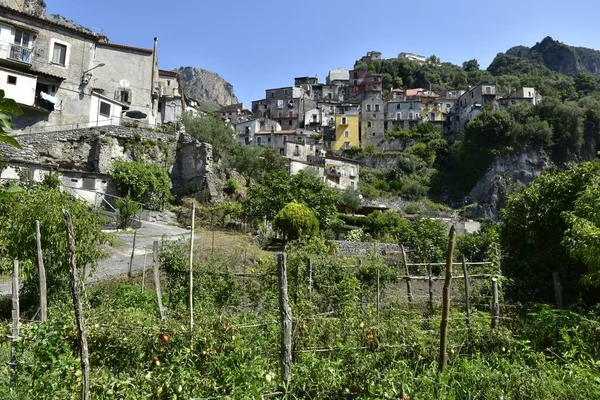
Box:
<box><xmin>234</xmin><ymin>118</ymin><xmax>281</xmax><ymax>145</ymax></box>
<box><xmin>0</xmin><ymin>66</ymin><xmax>35</xmax><ymax>105</ymax></box>
<box><xmin>456</xmin><ymin>84</ymin><xmax>498</xmax><ymax>130</ymax></box>
<box><xmin>0</xmin><ymin>7</ymin><xmax>98</xmax><ymax>132</ymax></box>
<box><xmin>326</xmin><ymin>67</ymin><xmax>349</xmax><ymax>84</ymax></box>
<box><xmin>89</xmin><ymin>92</ymin><xmax>123</xmax><ymax>127</ymax></box>
<box><xmin>333</xmin><ymin>113</ymin><xmax>359</xmax><ymax>150</ymax></box>
<box><xmin>158</xmin><ymin>71</ymin><xmax>184</xmax><ymax>125</ymax></box>
<box><xmin>94</xmin><ymin>43</ymin><xmax>157</xmax><ymax>126</ymax></box>
<box><xmin>385</xmin><ymin>100</ymin><xmax>421</xmax><ymax>129</ymax></box>
<box><xmin>361</xmin><ymin>97</ymin><xmax>385</xmax><ymax>145</ymax></box>
<box><xmin>324</xmin><ymin>157</ymin><xmax>359</xmax><ymax>190</ymax></box>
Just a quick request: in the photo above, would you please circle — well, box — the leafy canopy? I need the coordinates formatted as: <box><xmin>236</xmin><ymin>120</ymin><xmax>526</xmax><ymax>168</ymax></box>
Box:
<box><xmin>0</xmin><ymin>89</ymin><xmax>23</xmax><ymax>149</ymax></box>
<box><xmin>112</xmin><ymin>159</ymin><xmax>173</xmax><ymax>211</ymax></box>
<box><xmin>273</xmin><ymin>201</ymin><xmax>319</xmax><ymax>241</ymax></box>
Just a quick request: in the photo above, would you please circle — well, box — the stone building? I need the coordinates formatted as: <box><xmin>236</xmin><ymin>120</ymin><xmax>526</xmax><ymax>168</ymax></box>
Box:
<box><xmin>360</xmin><ymin>96</ymin><xmax>385</xmax><ymax>146</ymax></box>
<box><xmin>217</xmin><ymin>102</ymin><xmax>252</xmax><ymax>124</ymax></box>
<box><xmin>157</xmin><ymin>69</ymin><xmax>185</xmax><ymax>125</ymax></box>
<box><xmin>456</xmin><ymin>83</ymin><xmax>499</xmax><ymax>130</ymax></box>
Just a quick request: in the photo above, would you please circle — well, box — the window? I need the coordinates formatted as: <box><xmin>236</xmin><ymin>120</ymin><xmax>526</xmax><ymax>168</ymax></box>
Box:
<box><xmin>271</xmin><ymin>92</ymin><xmax>274</xmax><ymax>98</ymax></box>
<box><xmin>99</xmin><ymin>101</ymin><xmax>111</xmax><ymax>117</ymax></box>
<box><xmin>430</xmin><ymin>112</ymin><xmax>436</xmax><ymax>120</ymax></box>
<box><xmin>341</xmin><ymin>117</ymin><xmax>347</xmax><ymax>125</ymax></box>
<box><xmin>283</xmin><ymin>136</ymin><xmax>287</xmax><ymax>143</ymax></box>
<box><xmin>257</xmin><ymin>137</ymin><xmax>262</xmax><ymax>145</ymax></box>
<box><xmin>366</xmin><ymin>104</ymin><xmax>372</xmax><ymax>111</ymax></box>
<box><xmin>51</xmin><ymin>42</ymin><xmax>67</xmax><ymax>66</ymax></box>
<box><xmin>7</xmin><ymin>75</ymin><xmax>16</xmax><ymax>85</ymax></box>
<box><xmin>344</xmin><ymin>130</ymin><xmax>349</xmax><ymax>138</ymax></box>
<box><xmin>119</xmin><ymin>89</ymin><xmax>132</xmax><ymax>104</ymax></box>
<box><xmin>280</xmin><ymin>149</ymin><xmax>284</xmax><ymax>155</ymax></box>
<box><xmin>396</xmin><ymin>112</ymin><xmax>402</xmax><ymax>120</ymax></box>
<box><xmin>367</xmin><ymin>121</ymin><xmax>372</xmax><ymax>128</ymax></box>
<box><xmin>396</xmin><ymin>104</ymin><xmax>401</xmax><ymax>110</ymax></box>
<box><xmin>267</xmin><ymin>137</ymin><xmax>271</xmax><ymax>143</ymax></box>
<box><xmin>288</xmin><ymin>120</ymin><xmax>292</xmax><ymax>125</ymax></box>
<box><xmin>82</xmin><ymin>178</ymin><xmax>95</xmax><ymax>190</ymax></box>
<box><xmin>284</xmin><ymin>89</ymin><xmax>288</xmax><ymax>95</ymax></box>
<box><xmin>14</xmin><ymin>29</ymin><xmax>32</xmax><ymax>47</ymax></box>
<box><xmin>344</xmin><ymin>142</ymin><xmax>350</xmax><ymax>149</ymax></box>
<box><xmin>375</xmin><ymin>104</ymin><xmax>380</xmax><ymax>112</ymax></box>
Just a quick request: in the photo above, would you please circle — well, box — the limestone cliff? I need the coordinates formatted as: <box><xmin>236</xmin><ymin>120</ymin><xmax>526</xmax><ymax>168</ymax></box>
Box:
<box><xmin>176</xmin><ymin>66</ymin><xmax>239</xmax><ymax>112</ymax></box>
<box><xmin>488</xmin><ymin>36</ymin><xmax>600</xmax><ymax>77</ymax></box>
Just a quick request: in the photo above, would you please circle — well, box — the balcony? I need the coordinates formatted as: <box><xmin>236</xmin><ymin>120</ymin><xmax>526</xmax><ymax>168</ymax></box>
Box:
<box><xmin>1</xmin><ymin>41</ymin><xmax>32</xmax><ymax>64</ymax></box>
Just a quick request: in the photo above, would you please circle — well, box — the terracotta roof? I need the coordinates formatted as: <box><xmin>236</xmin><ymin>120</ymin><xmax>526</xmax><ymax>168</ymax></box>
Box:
<box><xmin>97</xmin><ymin>42</ymin><xmax>153</xmax><ymax>54</ymax></box>
<box><xmin>256</xmin><ymin>130</ymin><xmax>296</xmax><ymax>135</ymax></box>
<box><xmin>159</xmin><ymin>69</ymin><xmax>178</xmax><ymax>77</ymax></box>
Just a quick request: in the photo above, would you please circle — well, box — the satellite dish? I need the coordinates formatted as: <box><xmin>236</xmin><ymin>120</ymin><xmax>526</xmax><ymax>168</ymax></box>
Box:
<box><xmin>119</xmin><ymin>79</ymin><xmax>131</xmax><ymax>88</ymax></box>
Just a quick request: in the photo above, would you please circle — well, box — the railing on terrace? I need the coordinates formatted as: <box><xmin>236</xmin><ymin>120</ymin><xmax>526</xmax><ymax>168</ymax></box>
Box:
<box><xmin>0</xmin><ymin>41</ymin><xmax>33</xmax><ymax>63</ymax></box>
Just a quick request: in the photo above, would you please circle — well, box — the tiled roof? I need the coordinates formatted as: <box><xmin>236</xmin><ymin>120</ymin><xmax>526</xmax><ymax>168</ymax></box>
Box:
<box><xmin>98</xmin><ymin>42</ymin><xmax>153</xmax><ymax>54</ymax></box>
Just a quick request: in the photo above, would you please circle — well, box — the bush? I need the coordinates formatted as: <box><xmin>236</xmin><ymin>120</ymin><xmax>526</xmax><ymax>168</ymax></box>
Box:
<box><xmin>115</xmin><ymin>195</ymin><xmax>140</xmax><ymax>229</ymax></box>
<box><xmin>273</xmin><ymin>201</ymin><xmax>319</xmax><ymax>241</ymax></box>
<box><xmin>225</xmin><ymin>178</ymin><xmax>239</xmax><ymax>195</ymax></box>
<box><xmin>112</xmin><ymin>159</ymin><xmax>173</xmax><ymax>211</ymax></box>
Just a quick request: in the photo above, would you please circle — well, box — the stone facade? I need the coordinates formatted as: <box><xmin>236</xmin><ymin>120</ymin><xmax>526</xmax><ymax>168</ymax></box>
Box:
<box><xmin>1</xmin><ymin>125</ymin><xmax>213</xmax><ymax>199</ymax></box>
<box><xmin>333</xmin><ymin>241</ymin><xmax>402</xmax><ymax>257</ymax></box>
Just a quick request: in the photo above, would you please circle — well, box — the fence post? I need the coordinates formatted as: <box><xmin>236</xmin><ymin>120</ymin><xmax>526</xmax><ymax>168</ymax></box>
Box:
<box><xmin>141</xmin><ymin>248</ymin><xmax>147</xmax><ymax>290</ymax></box>
<box><xmin>461</xmin><ymin>255</ymin><xmax>471</xmax><ymax>330</ymax></box>
<box><xmin>376</xmin><ymin>266</ymin><xmax>381</xmax><ymax>326</ymax></box>
<box><xmin>64</xmin><ymin>210</ymin><xmax>90</xmax><ymax>400</ymax></box>
<box><xmin>36</xmin><ymin>220</ymin><xmax>47</xmax><ymax>322</ymax></box>
<box><xmin>153</xmin><ymin>240</ymin><xmax>165</xmax><ymax>324</ymax></box>
<box><xmin>552</xmin><ymin>272</ymin><xmax>563</xmax><ymax>309</ymax></box>
<box><xmin>491</xmin><ymin>277</ymin><xmax>499</xmax><ymax>329</ymax></box>
<box><xmin>307</xmin><ymin>258</ymin><xmax>313</xmax><ymax>302</ymax></box>
<box><xmin>128</xmin><ymin>230</ymin><xmax>137</xmax><ymax>278</ymax></box>
<box><xmin>428</xmin><ymin>264</ymin><xmax>434</xmax><ymax>315</ymax></box>
<box><xmin>11</xmin><ymin>259</ymin><xmax>19</xmax><ymax>366</ymax></box>
<box><xmin>438</xmin><ymin>226</ymin><xmax>456</xmax><ymax>373</ymax></box>
<box><xmin>189</xmin><ymin>203</ymin><xmax>196</xmax><ymax>332</ymax></box>
<box><xmin>277</xmin><ymin>253</ymin><xmax>292</xmax><ymax>383</ymax></box>
<box><xmin>401</xmin><ymin>245</ymin><xmax>413</xmax><ymax>303</ymax></box>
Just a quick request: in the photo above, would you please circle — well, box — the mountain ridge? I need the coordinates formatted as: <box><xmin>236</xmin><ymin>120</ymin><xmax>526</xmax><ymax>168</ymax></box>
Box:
<box><xmin>176</xmin><ymin>66</ymin><xmax>239</xmax><ymax>112</ymax></box>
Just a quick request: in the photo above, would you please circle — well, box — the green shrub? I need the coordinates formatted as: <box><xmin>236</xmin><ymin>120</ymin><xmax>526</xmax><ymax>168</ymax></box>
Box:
<box><xmin>112</xmin><ymin>159</ymin><xmax>173</xmax><ymax>211</ymax></box>
<box><xmin>115</xmin><ymin>195</ymin><xmax>140</xmax><ymax>229</ymax></box>
<box><xmin>273</xmin><ymin>201</ymin><xmax>319</xmax><ymax>241</ymax></box>
<box><xmin>225</xmin><ymin>178</ymin><xmax>239</xmax><ymax>195</ymax></box>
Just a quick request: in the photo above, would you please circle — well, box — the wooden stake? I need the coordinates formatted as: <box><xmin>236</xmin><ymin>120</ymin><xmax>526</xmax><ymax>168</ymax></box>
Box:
<box><xmin>128</xmin><ymin>230</ymin><xmax>137</xmax><ymax>278</ymax></box>
<box><xmin>491</xmin><ymin>278</ymin><xmax>499</xmax><ymax>329</ymax></box>
<box><xmin>428</xmin><ymin>264</ymin><xmax>434</xmax><ymax>315</ymax></box>
<box><xmin>438</xmin><ymin>226</ymin><xmax>456</xmax><ymax>373</ymax></box>
<box><xmin>11</xmin><ymin>259</ymin><xmax>19</xmax><ymax>365</ymax></box>
<box><xmin>189</xmin><ymin>203</ymin><xmax>195</xmax><ymax>332</ymax></box>
<box><xmin>153</xmin><ymin>240</ymin><xmax>165</xmax><ymax>324</ymax></box>
<box><xmin>277</xmin><ymin>253</ymin><xmax>292</xmax><ymax>383</ymax></box>
<box><xmin>211</xmin><ymin>211</ymin><xmax>215</xmax><ymax>256</ymax></box>
<box><xmin>401</xmin><ymin>245</ymin><xmax>413</xmax><ymax>303</ymax></box>
<box><xmin>376</xmin><ymin>267</ymin><xmax>380</xmax><ymax>326</ymax></box>
<box><xmin>461</xmin><ymin>255</ymin><xmax>471</xmax><ymax>330</ymax></box>
<box><xmin>141</xmin><ymin>248</ymin><xmax>147</xmax><ymax>290</ymax></box>
<box><xmin>35</xmin><ymin>220</ymin><xmax>47</xmax><ymax>322</ymax></box>
<box><xmin>63</xmin><ymin>210</ymin><xmax>90</xmax><ymax>400</ymax></box>
<box><xmin>307</xmin><ymin>258</ymin><xmax>313</xmax><ymax>302</ymax></box>
<box><xmin>552</xmin><ymin>271</ymin><xmax>563</xmax><ymax>309</ymax></box>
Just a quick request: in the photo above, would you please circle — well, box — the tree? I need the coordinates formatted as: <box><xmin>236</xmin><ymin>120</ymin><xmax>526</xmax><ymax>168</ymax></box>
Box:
<box><xmin>244</xmin><ymin>170</ymin><xmax>339</xmax><ymax>229</ymax></box>
<box><xmin>273</xmin><ymin>201</ymin><xmax>319</xmax><ymax>241</ymax></box>
<box><xmin>112</xmin><ymin>159</ymin><xmax>173</xmax><ymax>211</ymax></box>
<box><xmin>0</xmin><ymin>184</ymin><xmax>111</xmax><ymax>304</ymax></box>
<box><xmin>500</xmin><ymin>160</ymin><xmax>600</xmax><ymax>303</ymax></box>
<box><xmin>182</xmin><ymin>113</ymin><xmax>236</xmax><ymax>163</ymax></box>
<box><xmin>339</xmin><ymin>188</ymin><xmax>362</xmax><ymax>213</ymax></box>
<box><xmin>462</xmin><ymin>59</ymin><xmax>480</xmax><ymax>72</ymax></box>
<box><xmin>0</xmin><ymin>89</ymin><xmax>23</xmax><ymax>149</ymax></box>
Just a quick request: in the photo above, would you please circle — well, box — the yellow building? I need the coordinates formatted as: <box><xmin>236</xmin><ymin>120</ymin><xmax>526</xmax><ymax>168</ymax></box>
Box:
<box><xmin>332</xmin><ymin>113</ymin><xmax>360</xmax><ymax>150</ymax></box>
<box><xmin>419</xmin><ymin>92</ymin><xmax>444</xmax><ymax>124</ymax></box>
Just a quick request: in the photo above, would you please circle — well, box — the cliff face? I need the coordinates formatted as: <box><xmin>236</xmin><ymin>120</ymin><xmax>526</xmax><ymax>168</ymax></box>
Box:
<box><xmin>488</xmin><ymin>36</ymin><xmax>600</xmax><ymax>77</ymax></box>
<box><xmin>176</xmin><ymin>66</ymin><xmax>238</xmax><ymax>112</ymax></box>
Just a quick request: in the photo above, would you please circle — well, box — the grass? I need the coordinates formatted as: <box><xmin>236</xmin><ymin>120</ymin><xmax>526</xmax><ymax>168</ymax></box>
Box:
<box><xmin>193</xmin><ymin>228</ymin><xmax>273</xmax><ymax>263</ymax></box>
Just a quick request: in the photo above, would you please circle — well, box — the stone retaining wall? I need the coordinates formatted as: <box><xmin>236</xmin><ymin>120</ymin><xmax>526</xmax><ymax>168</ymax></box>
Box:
<box><xmin>333</xmin><ymin>240</ymin><xmax>402</xmax><ymax>256</ymax></box>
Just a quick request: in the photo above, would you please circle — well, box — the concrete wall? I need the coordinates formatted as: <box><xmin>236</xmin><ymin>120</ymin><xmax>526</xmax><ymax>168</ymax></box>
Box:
<box><xmin>324</xmin><ymin>157</ymin><xmax>359</xmax><ymax>190</ymax></box>
<box><xmin>94</xmin><ymin>44</ymin><xmax>157</xmax><ymax>126</ymax></box>
<box><xmin>0</xmin><ymin>66</ymin><xmax>35</xmax><ymax>105</ymax></box>
<box><xmin>361</xmin><ymin>97</ymin><xmax>385</xmax><ymax>145</ymax></box>
<box><xmin>89</xmin><ymin>92</ymin><xmax>123</xmax><ymax>127</ymax></box>
<box><xmin>333</xmin><ymin>113</ymin><xmax>359</xmax><ymax>150</ymax></box>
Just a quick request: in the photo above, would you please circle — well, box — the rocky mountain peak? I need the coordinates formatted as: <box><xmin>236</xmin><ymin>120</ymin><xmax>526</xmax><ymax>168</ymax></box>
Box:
<box><xmin>176</xmin><ymin>66</ymin><xmax>239</xmax><ymax>112</ymax></box>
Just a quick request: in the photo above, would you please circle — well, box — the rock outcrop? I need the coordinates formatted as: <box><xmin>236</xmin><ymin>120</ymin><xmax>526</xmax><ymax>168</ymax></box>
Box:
<box><xmin>466</xmin><ymin>151</ymin><xmax>549</xmax><ymax>220</ymax></box>
<box><xmin>488</xmin><ymin>36</ymin><xmax>600</xmax><ymax>77</ymax></box>
<box><xmin>176</xmin><ymin>66</ymin><xmax>238</xmax><ymax>112</ymax></box>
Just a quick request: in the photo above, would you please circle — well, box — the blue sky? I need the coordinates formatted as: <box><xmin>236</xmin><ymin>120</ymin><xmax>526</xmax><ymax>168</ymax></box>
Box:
<box><xmin>48</xmin><ymin>0</ymin><xmax>600</xmax><ymax>107</ymax></box>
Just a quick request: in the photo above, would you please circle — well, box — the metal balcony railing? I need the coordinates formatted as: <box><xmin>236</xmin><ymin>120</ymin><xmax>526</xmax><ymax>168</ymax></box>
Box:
<box><xmin>3</xmin><ymin>42</ymin><xmax>32</xmax><ymax>63</ymax></box>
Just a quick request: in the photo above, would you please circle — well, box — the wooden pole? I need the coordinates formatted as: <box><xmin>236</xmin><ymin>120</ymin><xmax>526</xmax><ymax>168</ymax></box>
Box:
<box><xmin>401</xmin><ymin>245</ymin><xmax>413</xmax><ymax>303</ymax></box>
<box><xmin>376</xmin><ymin>266</ymin><xmax>380</xmax><ymax>326</ymax></box>
<box><xmin>141</xmin><ymin>248</ymin><xmax>147</xmax><ymax>290</ymax></box>
<box><xmin>277</xmin><ymin>253</ymin><xmax>292</xmax><ymax>383</ymax></box>
<box><xmin>11</xmin><ymin>259</ymin><xmax>19</xmax><ymax>366</ymax></box>
<box><xmin>491</xmin><ymin>278</ymin><xmax>499</xmax><ymax>329</ymax></box>
<box><xmin>428</xmin><ymin>264</ymin><xmax>434</xmax><ymax>315</ymax></box>
<box><xmin>35</xmin><ymin>220</ymin><xmax>47</xmax><ymax>322</ymax></box>
<box><xmin>211</xmin><ymin>211</ymin><xmax>215</xmax><ymax>256</ymax></box>
<box><xmin>128</xmin><ymin>230</ymin><xmax>137</xmax><ymax>278</ymax></box>
<box><xmin>552</xmin><ymin>272</ymin><xmax>563</xmax><ymax>309</ymax></box>
<box><xmin>438</xmin><ymin>226</ymin><xmax>456</xmax><ymax>373</ymax></box>
<box><xmin>307</xmin><ymin>258</ymin><xmax>313</xmax><ymax>302</ymax></box>
<box><xmin>189</xmin><ymin>203</ymin><xmax>195</xmax><ymax>332</ymax></box>
<box><xmin>153</xmin><ymin>240</ymin><xmax>165</xmax><ymax>324</ymax></box>
<box><xmin>461</xmin><ymin>255</ymin><xmax>471</xmax><ymax>330</ymax></box>
<box><xmin>63</xmin><ymin>210</ymin><xmax>90</xmax><ymax>400</ymax></box>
